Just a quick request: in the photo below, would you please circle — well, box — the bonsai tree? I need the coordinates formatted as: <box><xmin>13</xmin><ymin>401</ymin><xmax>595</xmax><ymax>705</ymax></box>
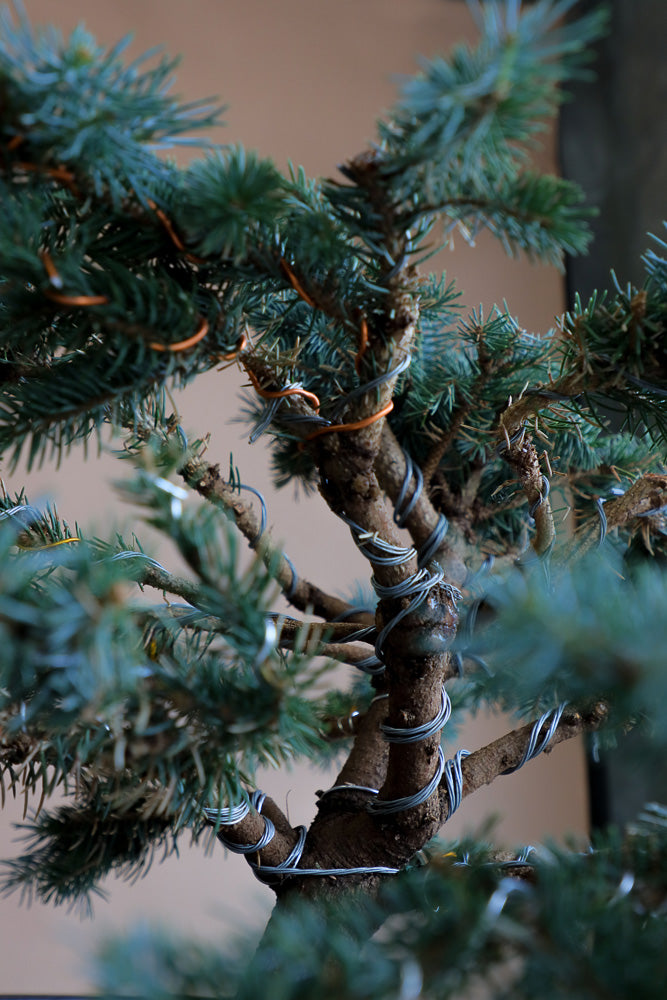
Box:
<box><xmin>1</xmin><ymin>1</ymin><xmax>665</xmax><ymax>995</ymax></box>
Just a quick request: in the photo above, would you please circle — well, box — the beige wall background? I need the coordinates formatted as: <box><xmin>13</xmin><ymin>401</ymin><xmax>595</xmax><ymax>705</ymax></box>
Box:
<box><xmin>0</xmin><ymin>2</ymin><xmax>586</xmax><ymax>992</ymax></box>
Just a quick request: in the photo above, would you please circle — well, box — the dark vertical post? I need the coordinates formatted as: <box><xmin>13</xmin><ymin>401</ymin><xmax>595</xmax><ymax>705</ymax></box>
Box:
<box><xmin>560</xmin><ymin>0</ymin><xmax>667</xmax><ymax>830</ymax></box>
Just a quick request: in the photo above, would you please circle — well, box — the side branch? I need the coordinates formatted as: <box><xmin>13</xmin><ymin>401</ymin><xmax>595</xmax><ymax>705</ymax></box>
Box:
<box><xmin>439</xmin><ymin>701</ymin><xmax>609</xmax><ymax>821</ymax></box>
<box><xmin>180</xmin><ymin>456</ymin><xmax>371</xmax><ymax>623</ymax></box>
<box><xmin>326</xmin><ymin>697</ymin><xmax>390</xmax><ymax>797</ymax></box>
<box><xmin>564</xmin><ymin>472</ymin><xmax>667</xmax><ymax>560</ymax></box>
<box><xmin>497</xmin><ymin>428</ymin><xmax>555</xmax><ymax>558</ymax></box>
<box><xmin>211</xmin><ymin>793</ymin><xmax>300</xmax><ymax>881</ymax></box>
<box><xmin>137</xmin><ymin>604</ymin><xmax>376</xmax><ymax>667</ymax></box>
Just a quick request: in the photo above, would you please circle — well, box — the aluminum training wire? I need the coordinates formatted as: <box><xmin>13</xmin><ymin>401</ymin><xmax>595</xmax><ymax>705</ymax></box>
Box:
<box><xmin>501</xmin><ymin>703</ymin><xmax>568</xmax><ymax>775</ymax></box>
<box><xmin>204</xmin><ymin>443</ymin><xmax>462</xmax><ymax>874</ymax></box>
<box><xmin>0</xmin><ymin>500</ymin><xmax>563</xmax><ymax>874</ymax></box>
<box><xmin>1</xmin><ymin>386</ymin><xmax>567</xmax><ymax>876</ymax></box>
<box><xmin>321</xmin><ymin>447</ymin><xmax>463</xmax><ymax>820</ymax></box>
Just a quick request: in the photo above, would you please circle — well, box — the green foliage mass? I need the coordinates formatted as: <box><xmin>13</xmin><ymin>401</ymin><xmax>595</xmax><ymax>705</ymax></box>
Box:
<box><xmin>94</xmin><ymin>807</ymin><xmax>667</xmax><ymax>999</ymax></box>
<box><xmin>0</xmin><ymin>471</ymin><xmax>328</xmax><ymax>909</ymax></box>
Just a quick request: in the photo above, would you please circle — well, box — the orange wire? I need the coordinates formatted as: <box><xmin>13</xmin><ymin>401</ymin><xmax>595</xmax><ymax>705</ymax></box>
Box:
<box><xmin>217</xmin><ymin>332</ymin><xmax>248</xmax><ymax>363</ymax></box>
<box><xmin>146</xmin><ymin>197</ymin><xmax>204</xmax><ymax>264</ymax></box>
<box><xmin>45</xmin><ymin>289</ymin><xmax>109</xmax><ymax>307</ymax></box>
<box><xmin>40</xmin><ymin>244</ymin><xmax>206</xmax><ymax>353</ymax></box>
<box><xmin>147</xmin><ymin>197</ymin><xmax>186</xmax><ymax>252</ymax></box>
<box><xmin>245</xmin><ymin>368</ymin><xmax>321</xmax><ymax>411</ymax></box>
<box><xmin>40</xmin><ymin>250</ymin><xmax>109</xmax><ymax>306</ymax></box>
<box><xmin>17</xmin><ymin>161</ymin><xmax>77</xmax><ymax>186</ymax></box>
<box><xmin>7</xmin><ymin>134</ymin><xmax>25</xmax><ymax>151</ymax></box>
<box><xmin>148</xmin><ymin>317</ymin><xmax>209</xmax><ymax>353</ymax></box>
<box><xmin>302</xmin><ymin>400</ymin><xmax>394</xmax><ymax>444</ymax></box>
<box><xmin>354</xmin><ymin>316</ymin><xmax>369</xmax><ymax>374</ymax></box>
<box><xmin>39</xmin><ymin>249</ymin><xmax>62</xmax><ymax>286</ymax></box>
<box><xmin>280</xmin><ymin>259</ymin><xmax>316</xmax><ymax>308</ymax></box>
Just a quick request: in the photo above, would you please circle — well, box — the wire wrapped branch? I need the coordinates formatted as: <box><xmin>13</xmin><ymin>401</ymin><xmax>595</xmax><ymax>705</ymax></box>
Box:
<box><xmin>317</xmin><ymin>697</ymin><xmax>390</xmax><ymax>810</ymax></box>
<box><xmin>138</xmin><ymin>607</ymin><xmax>375</xmax><ymax>667</ymax></box>
<box><xmin>277</xmin><ymin>637</ymin><xmax>377</xmax><ymax>669</ymax></box>
<box><xmin>121</xmin><ymin>556</ymin><xmax>209</xmax><ymax>607</ymax></box>
<box><xmin>305</xmin><ymin>288</ymin><xmax>462</xmax><ymax>849</ymax></box>
<box><xmin>179</xmin><ymin>455</ymin><xmax>371</xmax><ymax>623</ymax></box>
<box><xmin>269</xmin><ymin>616</ymin><xmax>376</xmax><ymax>645</ymax></box>
<box><xmin>375</xmin><ymin>423</ymin><xmax>466</xmax><ymax>586</ymax></box>
<box><xmin>496</xmin><ymin>369</ymin><xmax>591</xmax><ymax>432</ymax></box>
<box><xmin>564</xmin><ymin>472</ymin><xmax>667</xmax><ymax>561</ymax></box>
<box><xmin>437</xmin><ymin>701</ymin><xmax>609</xmax><ymax>822</ymax></box>
<box><xmin>205</xmin><ymin>791</ymin><xmax>300</xmax><ymax>876</ymax></box>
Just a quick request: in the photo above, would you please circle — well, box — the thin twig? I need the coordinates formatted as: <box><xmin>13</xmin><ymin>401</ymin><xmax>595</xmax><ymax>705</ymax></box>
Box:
<box><xmin>180</xmin><ymin>455</ymin><xmax>373</xmax><ymax>623</ymax></box>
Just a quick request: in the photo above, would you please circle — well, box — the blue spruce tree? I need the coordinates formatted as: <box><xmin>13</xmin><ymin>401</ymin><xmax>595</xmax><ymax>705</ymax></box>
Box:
<box><xmin>0</xmin><ymin>1</ymin><xmax>665</xmax><ymax>995</ymax></box>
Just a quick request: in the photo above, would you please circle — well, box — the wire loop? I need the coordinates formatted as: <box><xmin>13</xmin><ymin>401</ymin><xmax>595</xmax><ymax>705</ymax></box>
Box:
<box><xmin>393</xmin><ymin>448</ymin><xmax>450</xmax><ymax>567</ymax></box>
<box><xmin>330</xmin><ymin>355</ymin><xmax>411</xmax><ymax>421</ymax></box>
<box><xmin>215</xmin><ymin>790</ymin><xmax>276</xmax><ymax>855</ymax></box>
<box><xmin>418</xmin><ymin>514</ymin><xmax>449</xmax><ymax>568</ymax></box>
<box><xmin>245</xmin><ymin>368</ymin><xmax>321</xmax><ymax>411</ymax></box>
<box><xmin>302</xmin><ymin>401</ymin><xmax>394</xmax><ymax>443</ymax></box>
<box><xmin>529</xmin><ymin>474</ymin><xmax>550</xmax><ymax>520</ymax></box>
<box><xmin>205</xmin><ymin>787</ymin><xmax>401</xmax><ymax>881</ymax></box>
<box><xmin>203</xmin><ymin>801</ymin><xmax>249</xmax><ymax>826</ymax></box>
<box><xmin>317</xmin><ymin>782</ymin><xmax>380</xmax><ymax>800</ymax></box>
<box><xmin>148</xmin><ymin>317</ymin><xmax>209</xmax><ymax>353</ymax></box>
<box><xmin>502</xmin><ymin>703</ymin><xmax>567</xmax><ymax>774</ymax></box>
<box><xmin>394</xmin><ymin>451</ymin><xmax>424</xmax><ymax>528</ymax></box>
<box><xmin>443</xmin><ymin>749</ymin><xmax>470</xmax><ymax>817</ymax></box>
<box><xmin>0</xmin><ymin>503</ymin><xmax>43</xmax><ymax>529</ymax></box>
<box><xmin>369</xmin><ymin>746</ymin><xmax>445</xmax><ymax>815</ymax></box>
<box><xmin>106</xmin><ymin>550</ymin><xmax>170</xmax><ymax>573</ymax></box>
<box><xmin>340</xmin><ymin>514</ymin><xmax>416</xmax><ymax>567</ymax></box>
<box><xmin>380</xmin><ymin>687</ymin><xmax>451</xmax><ymax>744</ymax></box>
<box><xmin>372</xmin><ymin>564</ymin><xmax>445</xmax><ymax>662</ymax></box>
<box><xmin>595</xmin><ymin>497</ymin><xmax>608</xmax><ymax>546</ymax></box>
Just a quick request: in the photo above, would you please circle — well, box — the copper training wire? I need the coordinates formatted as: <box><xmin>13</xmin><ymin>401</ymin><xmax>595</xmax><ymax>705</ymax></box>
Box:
<box><xmin>354</xmin><ymin>316</ymin><xmax>369</xmax><ymax>373</ymax></box>
<box><xmin>40</xmin><ymin>249</ymin><xmax>109</xmax><ymax>306</ymax></box>
<box><xmin>44</xmin><ymin>289</ymin><xmax>110</xmax><ymax>307</ymax></box>
<box><xmin>148</xmin><ymin>317</ymin><xmax>209</xmax><ymax>353</ymax></box>
<box><xmin>16</xmin><ymin>160</ymin><xmax>77</xmax><ymax>188</ymax></box>
<box><xmin>146</xmin><ymin>197</ymin><xmax>205</xmax><ymax>264</ymax></box>
<box><xmin>245</xmin><ymin>367</ymin><xmax>321</xmax><ymax>411</ymax></box>
<box><xmin>40</xmin><ymin>249</ymin><xmax>63</xmax><ymax>287</ymax></box>
<box><xmin>146</xmin><ymin>198</ymin><xmax>187</xmax><ymax>252</ymax></box>
<box><xmin>40</xmin><ymin>248</ymin><xmax>208</xmax><ymax>352</ymax></box>
<box><xmin>8</xmin><ymin>134</ymin><xmax>76</xmax><ymax>190</ymax></box>
<box><xmin>302</xmin><ymin>400</ymin><xmax>394</xmax><ymax>443</ymax></box>
<box><xmin>280</xmin><ymin>259</ymin><xmax>317</xmax><ymax>308</ymax></box>
<box><xmin>217</xmin><ymin>332</ymin><xmax>248</xmax><ymax>363</ymax></box>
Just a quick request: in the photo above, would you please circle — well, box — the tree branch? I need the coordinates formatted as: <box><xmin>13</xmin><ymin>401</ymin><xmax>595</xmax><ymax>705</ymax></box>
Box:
<box><xmin>563</xmin><ymin>472</ymin><xmax>667</xmax><ymax>561</ymax></box>
<box><xmin>375</xmin><ymin>423</ymin><xmax>468</xmax><ymax>586</ymax></box>
<box><xmin>179</xmin><ymin>455</ymin><xmax>372</xmax><ymax>624</ymax></box>
<box><xmin>439</xmin><ymin>701</ymin><xmax>609</xmax><ymax>821</ymax></box>
<box><xmin>496</xmin><ymin>428</ymin><xmax>555</xmax><ymax>558</ymax></box>
<box><xmin>212</xmin><ymin>793</ymin><xmax>300</xmax><ymax>879</ymax></box>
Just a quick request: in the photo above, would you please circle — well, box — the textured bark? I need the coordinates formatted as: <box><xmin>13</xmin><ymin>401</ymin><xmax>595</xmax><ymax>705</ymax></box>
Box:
<box><xmin>439</xmin><ymin>701</ymin><xmax>610</xmax><ymax>818</ymax></box>
<box><xmin>375</xmin><ymin>423</ymin><xmax>469</xmax><ymax>587</ymax></box>
<box><xmin>180</xmin><ymin>455</ymin><xmax>372</xmax><ymax>623</ymax></box>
